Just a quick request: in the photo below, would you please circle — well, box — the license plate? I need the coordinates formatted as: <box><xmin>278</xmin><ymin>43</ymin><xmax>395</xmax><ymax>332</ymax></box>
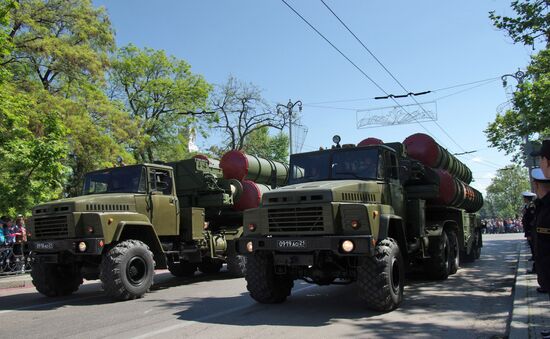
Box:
<box><xmin>277</xmin><ymin>240</ymin><xmax>307</xmax><ymax>249</ymax></box>
<box><xmin>35</xmin><ymin>241</ymin><xmax>54</xmax><ymax>250</ymax></box>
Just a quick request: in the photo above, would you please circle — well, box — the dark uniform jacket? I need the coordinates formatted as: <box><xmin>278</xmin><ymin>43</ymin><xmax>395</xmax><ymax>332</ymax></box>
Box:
<box><xmin>534</xmin><ymin>192</ymin><xmax>550</xmax><ymax>290</ymax></box>
<box><xmin>522</xmin><ymin>201</ymin><xmax>536</xmax><ymax>237</ymax></box>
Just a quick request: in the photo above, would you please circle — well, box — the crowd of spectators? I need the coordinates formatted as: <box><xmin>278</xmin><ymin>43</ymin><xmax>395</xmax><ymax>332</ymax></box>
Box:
<box><xmin>0</xmin><ymin>215</ymin><xmax>27</xmax><ymax>247</ymax></box>
<box><xmin>483</xmin><ymin>217</ymin><xmax>524</xmax><ymax>234</ymax></box>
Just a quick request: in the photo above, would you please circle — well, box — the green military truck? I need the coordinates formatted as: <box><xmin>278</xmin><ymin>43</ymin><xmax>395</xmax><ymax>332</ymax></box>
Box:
<box><xmin>237</xmin><ymin>134</ymin><xmax>484</xmax><ymax>312</ymax></box>
<box><xmin>27</xmin><ymin>157</ymin><xmax>251</xmax><ymax>300</ymax></box>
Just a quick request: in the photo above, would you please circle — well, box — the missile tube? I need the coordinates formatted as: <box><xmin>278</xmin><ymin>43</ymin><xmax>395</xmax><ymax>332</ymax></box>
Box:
<box><xmin>220</xmin><ymin>150</ymin><xmax>289</xmax><ymax>186</ymax></box>
<box><xmin>403</xmin><ymin>133</ymin><xmax>473</xmax><ymax>184</ymax></box>
<box><xmin>233</xmin><ymin>180</ymin><xmax>271</xmax><ymax>211</ymax></box>
<box><xmin>431</xmin><ymin>170</ymin><xmax>483</xmax><ymax>213</ymax></box>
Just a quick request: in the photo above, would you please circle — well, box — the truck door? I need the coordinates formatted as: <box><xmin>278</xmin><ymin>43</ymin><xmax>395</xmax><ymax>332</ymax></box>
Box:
<box><xmin>386</xmin><ymin>152</ymin><xmax>405</xmax><ymax>218</ymax></box>
<box><xmin>149</xmin><ymin>168</ymin><xmax>179</xmax><ymax>235</ymax></box>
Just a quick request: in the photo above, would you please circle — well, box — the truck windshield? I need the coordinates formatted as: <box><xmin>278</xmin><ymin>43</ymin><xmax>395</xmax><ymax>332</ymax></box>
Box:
<box><xmin>82</xmin><ymin>166</ymin><xmax>147</xmax><ymax>195</ymax></box>
<box><xmin>289</xmin><ymin>148</ymin><xmax>380</xmax><ymax>184</ymax></box>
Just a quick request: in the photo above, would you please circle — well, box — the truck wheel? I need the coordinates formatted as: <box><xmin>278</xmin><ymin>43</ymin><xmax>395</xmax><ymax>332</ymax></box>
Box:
<box><xmin>447</xmin><ymin>230</ymin><xmax>459</xmax><ymax>275</ymax></box>
<box><xmin>462</xmin><ymin>230</ymin><xmax>482</xmax><ymax>263</ymax></box>
<box><xmin>100</xmin><ymin>240</ymin><xmax>155</xmax><ymax>301</ymax></box>
<box><xmin>245</xmin><ymin>252</ymin><xmax>293</xmax><ymax>304</ymax></box>
<box><xmin>473</xmin><ymin>230</ymin><xmax>482</xmax><ymax>259</ymax></box>
<box><xmin>357</xmin><ymin>238</ymin><xmax>404</xmax><ymax>312</ymax></box>
<box><xmin>168</xmin><ymin>260</ymin><xmax>197</xmax><ymax>277</ymax></box>
<box><xmin>425</xmin><ymin>231</ymin><xmax>451</xmax><ymax>280</ymax></box>
<box><xmin>226</xmin><ymin>253</ymin><xmax>247</xmax><ymax>277</ymax></box>
<box><xmin>198</xmin><ymin>257</ymin><xmax>223</xmax><ymax>274</ymax></box>
<box><xmin>31</xmin><ymin>262</ymin><xmax>83</xmax><ymax>297</ymax></box>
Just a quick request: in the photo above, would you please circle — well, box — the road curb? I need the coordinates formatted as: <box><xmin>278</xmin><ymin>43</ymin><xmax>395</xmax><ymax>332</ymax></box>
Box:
<box><xmin>509</xmin><ymin>240</ymin><xmax>550</xmax><ymax>339</ymax></box>
<box><xmin>0</xmin><ymin>274</ymin><xmax>33</xmax><ymax>290</ymax></box>
<box><xmin>509</xmin><ymin>241</ymin><xmax>529</xmax><ymax>339</ymax></box>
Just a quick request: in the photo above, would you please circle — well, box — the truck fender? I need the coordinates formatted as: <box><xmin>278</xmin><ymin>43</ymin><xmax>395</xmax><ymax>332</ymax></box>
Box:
<box><xmin>113</xmin><ymin>221</ymin><xmax>167</xmax><ymax>269</ymax></box>
<box><xmin>378</xmin><ymin>215</ymin><xmax>407</xmax><ymax>260</ymax></box>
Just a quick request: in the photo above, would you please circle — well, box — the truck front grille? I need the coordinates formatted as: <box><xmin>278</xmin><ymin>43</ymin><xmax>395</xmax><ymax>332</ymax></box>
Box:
<box><xmin>33</xmin><ymin>215</ymin><xmax>69</xmax><ymax>238</ymax></box>
<box><xmin>268</xmin><ymin>206</ymin><xmax>324</xmax><ymax>232</ymax></box>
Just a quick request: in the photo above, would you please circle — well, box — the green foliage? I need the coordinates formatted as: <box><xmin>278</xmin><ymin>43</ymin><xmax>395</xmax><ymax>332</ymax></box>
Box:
<box><xmin>109</xmin><ymin>44</ymin><xmax>213</xmax><ymax>162</ymax></box>
<box><xmin>489</xmin><ymin>0</ymin><xmax>550</xmax><ymax>47</ymax></box>
<box><xmin>243</xmin><ymin>127</ymin><xmax>289</xmax><ymax>163</ymax></box>
<box><xmin>0</xmin><ymin>0</ymin><xmax>15</xmax><ymax>81</ymax></box>
<box><xmin>485</xmin><ymin>48</ymin><xmax>550</xmax><ymax>159</ymax></box>
<box><xmin>0</xmin><ymin>84</ymin><xmax>68</xmax><ymax>215</ymax></box>
<box><xmin>61</xmin><ymin>86</ymin><xmax>138</xmax><ymax>196</ymax></box>
<box><xmin>6</xmin><ymin>0</ymin><xmax>114</xmax><ymax>91</ymax></box>
<box><xmin>483</xmin><ymin>165</ymin><xmax>530</xmax><ymax>218</ymax></box>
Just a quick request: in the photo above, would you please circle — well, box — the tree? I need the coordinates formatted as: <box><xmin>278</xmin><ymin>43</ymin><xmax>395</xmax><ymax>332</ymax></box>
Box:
<box><xmin>62</xmin><ymin>85</ymin><xmax>138</xmax><ymax>196</ymax></box>
<box><xmin>1</xmin><ymin>1</ymin><xmax>69</xmax><ymax>214</ymax></box>
<box><xmin>5</xmin><ymin>0</ymin><xmax>114</xmax><ymax>92</ymax></box>
<box><xmin>0</xmin><ymin>84</ymin><xmax>68</xmax><ymax>215</ymax></box>
<box><xmin>243</xmin><ymin>127</ymin><xmax>289</xmax><ymax>163</ymax></box>
<box><xmin>2</xmin><ymin>0</ymin><xmax>134</xmax><ymax>201</ymax></box>
<box><xmin>211</xmin><ymin>76</ymin><xmax>289</xmax><ymax>152</ymax></box>
<box><xmin>484</xmin><ymin>165</ymin><xmax>530</xmax><ymax>218</ymax></box>
<box><xmin>489</xmin><ymin>0</ymin><xmax>550</xmax><ymax>48</ymax></box>
<box><xmin>485</xmin><ymin>1</ymin><xmax>550</xmax><ymax>159</ymax></box>
<box><xmin>0</xmin><ymin>0</ymin><xmax>14</xmax><ymax>80</ymax></box>
<box><xmin>109</xmin><ymin>44</ymin><xmax>213</xmax><ymax>162</ymax></box>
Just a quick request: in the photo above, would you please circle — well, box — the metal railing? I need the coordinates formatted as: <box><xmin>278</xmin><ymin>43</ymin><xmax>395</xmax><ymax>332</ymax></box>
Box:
<box><xmin>0</xmin><ymin>245</ymin><xmax>31</xmax><ymax>276</ymax></box>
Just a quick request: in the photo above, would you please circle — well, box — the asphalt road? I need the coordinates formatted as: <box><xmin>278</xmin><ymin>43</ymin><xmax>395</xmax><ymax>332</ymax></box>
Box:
<box><xmin>0</xmin><ymin>233</ymin><xmax>522</xmax><ymax>339</ymax></box>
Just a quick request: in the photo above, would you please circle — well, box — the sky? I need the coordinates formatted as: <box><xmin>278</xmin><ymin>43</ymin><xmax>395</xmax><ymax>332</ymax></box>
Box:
<box><xmin>94</xmin><ymin>0</ymin><xmax>539</xmax><ymax>195</ymax></box>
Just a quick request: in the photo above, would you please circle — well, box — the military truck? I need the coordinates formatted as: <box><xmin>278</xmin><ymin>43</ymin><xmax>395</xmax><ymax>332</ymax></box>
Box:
<box><xmin>27</xmin><ymin>157</ymin><xmax>262</xmax><ymax>300</ymax></box>
<box><xmin>237</xmin><ymin>134</ymin><xmax>484</xmax><ymax>312</ymax></box>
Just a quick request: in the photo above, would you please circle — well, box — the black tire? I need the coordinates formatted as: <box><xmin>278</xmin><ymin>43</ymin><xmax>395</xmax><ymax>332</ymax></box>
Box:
<box><xmin>447</xmin><ymin>230</ymin><xmax>459</xmax><ymax>275</ymax></box>
<box><xmin>357</xmin><ymin>238</ymin><xmax>404</xmax><ymax>312</ymax></box>
<box><xmin>198</xmin><ymin>257</ymin><xmax>223</xmax><ymax>274</ymax></box>
<box><xmin>100</xmin><ymin>240</ymin><xmax>155</xmax><ymax>301</ymax></box>
<box><xmin>245</xmin><ymin>252</ymin><xmax>293</xmax><ymax>304</ymax></box>
<box><xmin>462</xmin><ymin>230</ymin><xmax>482</xmax><ymax>263</ymax></box>
<box><xmin>226</xmin><ymin>253</ymin><xmax>247</xmax><ymax>277</ymax></box>
<box><xmin>425</xmin><ymin>231</ymin><xmax>451</xmax><ymax>280</ymax></box>
<box><xmin>474</xmin><ymin>231</ymin><xmax>482</xmax><ymax>259</ymax></box>
<box><xmin>168</xmin><ymin>260</ymin><xmax>197</xmax><ymax>277</ymax></box>
<box><xmin>31</xmin><ymin>262</ymin><xmax>83</xmax><ymax>297</ymax></box>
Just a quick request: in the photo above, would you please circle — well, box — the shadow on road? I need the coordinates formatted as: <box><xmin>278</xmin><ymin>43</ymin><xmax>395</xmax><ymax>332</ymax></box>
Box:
<box><xmin>146</xmin><ymin>237</ymin><xmax>518</xmax><ymax>338</ymax></box>
<box><xmin>0</xmin><ymin>269</ymin><xmax>243</xmax><ymax>312</ymax></box>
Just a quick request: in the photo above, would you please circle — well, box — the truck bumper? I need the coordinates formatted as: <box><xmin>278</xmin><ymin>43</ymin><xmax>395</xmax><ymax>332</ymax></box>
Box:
<box><xmin>28</xmin><ymin>238</ymin><xmax>105</xmax><ymax>263</ymax></box>
<box><xmin>237</xmin><ymin>235</ymin><xmax>375</xmax><ymax>257</ymax></box>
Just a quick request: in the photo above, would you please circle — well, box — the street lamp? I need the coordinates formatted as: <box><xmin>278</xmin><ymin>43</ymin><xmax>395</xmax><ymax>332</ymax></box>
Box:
<box><xmin>501</xmin><ymin>69</ymin><xmax>533</xmax><ymax>187</ymax></box>
<box><xmin>277</xmin><ymin>99</ymin><xmax>302</xmax><ymax>155</ymax></box>
<box><xmin>501</xmin><ymin>70</ymin><xmax>526</xmax><ymax>88</ymax></box>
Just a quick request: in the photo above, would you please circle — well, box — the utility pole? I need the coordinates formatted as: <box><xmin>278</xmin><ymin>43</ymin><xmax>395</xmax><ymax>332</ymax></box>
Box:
<box><xmin>277</xmin><ymin>99</ymin><xmax>302</xmax><ymax>155</ymax></box>
<box><xmin>501</xmin><ymin>70</ymin><xmax>533</xmax><ymax>188</ymax></box>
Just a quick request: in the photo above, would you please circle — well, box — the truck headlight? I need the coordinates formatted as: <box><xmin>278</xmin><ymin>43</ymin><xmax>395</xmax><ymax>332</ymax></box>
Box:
<box><xmin>341</xmin><ymin>240</ymin><xmax>354</xmax><ymax>253</ymax></box>
<box><xmin>78</xmin><ymin>241</ymin><xmax>87</xmax><ymax>252</ymax></box>
<box><xmin>246</xmin><ymin>241</ymin><xmax>254</xmax><ymax>253</ymax></box>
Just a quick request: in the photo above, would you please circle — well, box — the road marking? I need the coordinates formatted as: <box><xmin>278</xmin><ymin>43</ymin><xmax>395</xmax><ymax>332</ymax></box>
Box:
<box><xmin>0</xmin><ymin>294</ymin><xmax>102</xmax><ymax>314</ymax></box>
<box><xmin>133</xmin><ymin>284</ymin><xmax>318</xmax><ymax>339</ymax></box>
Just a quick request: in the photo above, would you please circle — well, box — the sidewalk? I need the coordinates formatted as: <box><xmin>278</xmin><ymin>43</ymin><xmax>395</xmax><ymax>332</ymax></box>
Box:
<box><xmin>0</xmin><ymin>272</ymin><xmax>33</xmax><ymax>289</ymax></box>
<box><xmin>509</xmin><ymin>240</ymin><xmax>550</xmax><ymax>339</ymax></box>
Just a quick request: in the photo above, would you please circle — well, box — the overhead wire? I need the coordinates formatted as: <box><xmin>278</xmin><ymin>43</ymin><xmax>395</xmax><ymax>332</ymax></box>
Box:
<box><xmin>303</xmin><ymin>76</ymin><xmax>501</xmax><ymax>105</ymax></box>
<box><xmin>318</xmin><ymin>0</ymin><xmax>464</xmax><ymax>152</ymax></box>
<box><xmin>283</xmin><ymin>0</ymin><xmax>510</xmax><ymax>171</ymax></box>
<box><xmin>431</xmin><ymin>76</ymin><xmax>501</xmax><ymax>93</ymax></box>
<box><xmin>279</xmin><ymin>0</ymin><xmax>437</xmax><ymax>139</ymax></box>
<box><xmin>433</xmin><ymin>78</ymin><xmax>500</xmax><ymax>101</ymax></box>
